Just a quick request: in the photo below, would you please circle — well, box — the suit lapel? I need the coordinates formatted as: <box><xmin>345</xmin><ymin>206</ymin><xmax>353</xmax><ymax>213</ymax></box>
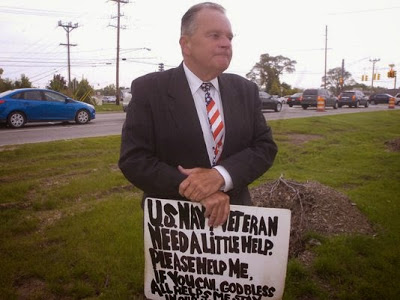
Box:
<box><xmin>166</xmin><ymin>65</ymin><xmax>210</xmax><ymax>166</ymax></box>
<box><xmin>218</xmin><ymin>75</ymin><xmax>240</xmax><ymax>159</ymax></box>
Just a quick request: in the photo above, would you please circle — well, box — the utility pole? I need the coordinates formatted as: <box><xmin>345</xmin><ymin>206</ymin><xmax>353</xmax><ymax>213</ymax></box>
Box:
<box><xmin>58</xmin><ymin>21</ymin><xmax>78</xmax><ymax>88</ymax></box>
<box><xmin>110</xmin><ymin>0</ymin><xmax>129</xmax><ymax>106</ymax></box>
<box><xmin>324</xmin><ymin>25</ymin><xmax>328</xmax><ymax>89</ymax></box>
<box><xmin>340</xmin><ymin>59</ymin><xmax>345</xmax><ymax>93</ymax></box>
<box><xmin>370</xmin><ymin>58</ymin><xmax>380</xmax><ymax>89</ymax></box>
<box><xmin>388</xmin><ymin>64</ymin><xmax>397</xmax><ymax>89</ymax></box>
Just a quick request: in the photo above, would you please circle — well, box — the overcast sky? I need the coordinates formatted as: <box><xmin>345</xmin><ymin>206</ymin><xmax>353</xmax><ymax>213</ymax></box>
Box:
<box><xmin>1</xmin><ymin>0</ymin><xmax>399</xmax><ymax>91</ymax></box>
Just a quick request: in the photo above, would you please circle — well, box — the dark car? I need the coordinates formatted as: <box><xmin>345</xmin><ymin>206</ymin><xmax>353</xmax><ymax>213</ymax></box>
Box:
<box><xmin>0</xmin><ymin>88</ymin><xmax>96</xmax><ymax>128</ymax></box>
<box><xmin>300</xmin><ymin>88</ymin><xmax>338</xmax><ymax>110</ymax></box>
<box><xmin>369</xmin><ymin>93</ymin><xmax>397</xmax><ymax>105</ymax></box>
<box><xmin>338</xmin><ymin>91</ymin><xmax>369</xmax><ymax>108</ymax></box>
<box><xmin>286</xmin><ymin>92</ymin><xmax>303</xmax><ymax>107</ymax></box>
<box><xmin>259</xmin><ymin>91</ymin><xmax>282</xmax><ymax>112</ymax></box>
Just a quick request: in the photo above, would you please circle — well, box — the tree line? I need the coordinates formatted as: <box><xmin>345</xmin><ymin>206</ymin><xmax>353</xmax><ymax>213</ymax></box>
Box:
<box><xmin>1</xmin><ymin>57</ymin><xmax>389</xmax><ymax>102</ymax></box>
<box><xmin>246</xmin><ymin>54</ymin><xmax>388</xmax><ymax>96</ymax></box>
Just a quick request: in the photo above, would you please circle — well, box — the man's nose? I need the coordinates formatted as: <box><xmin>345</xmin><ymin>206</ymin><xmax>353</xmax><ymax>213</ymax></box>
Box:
<box><xmin>220</xmin><ymin>36</ymin><xmax>232</xmax><ymax>48</ymax></box>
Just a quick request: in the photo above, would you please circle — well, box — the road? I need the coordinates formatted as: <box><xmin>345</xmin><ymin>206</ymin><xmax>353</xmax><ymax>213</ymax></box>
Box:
<box><xmin>0</xmin><ymin>113</ymin><xmax>126</xmax><ymax>146</ymax></box>
<box><xmin>0</xmin><ymin>104</ymin><xmax>394</xmax><ymax>147</ymax></box>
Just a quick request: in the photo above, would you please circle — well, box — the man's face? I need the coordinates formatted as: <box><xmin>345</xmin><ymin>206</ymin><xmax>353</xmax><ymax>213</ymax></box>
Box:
<box><xmin>180</xmin><ymin>8</ymin><xmax>233</xmax><ymax>81</ymax></box>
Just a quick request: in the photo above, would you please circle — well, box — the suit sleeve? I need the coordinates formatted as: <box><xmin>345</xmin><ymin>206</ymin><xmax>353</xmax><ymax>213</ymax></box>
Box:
<box><xmin>118</xmin><ymin>77</ymin><xmax>186</xmax><ymax>197</ymax></box>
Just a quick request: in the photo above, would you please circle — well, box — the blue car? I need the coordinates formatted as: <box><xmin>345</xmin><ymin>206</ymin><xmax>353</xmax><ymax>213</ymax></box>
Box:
<box><xmin>0</xmin><ymin>88</ymin><xmax>95</xmax><ymax>128</ymax></box>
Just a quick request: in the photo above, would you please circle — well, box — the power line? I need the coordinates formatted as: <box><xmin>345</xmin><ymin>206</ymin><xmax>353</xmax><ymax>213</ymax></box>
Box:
<box><xmin>0</xmin><ymin>5</ymin><xmax>78</xmax><ymax>17</ymax></box>
<box><xmin>328</xmin><ymin>6</ymin><xmax>400</xmax><ymax>16</ymax></box>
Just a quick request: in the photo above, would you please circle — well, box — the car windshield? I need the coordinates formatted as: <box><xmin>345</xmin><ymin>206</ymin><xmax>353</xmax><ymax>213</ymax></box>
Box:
<box><xmin>303</xmin><ymin>89</ymin><xmax>318</xmax><ymax>96</ymax></box>
<box><xmin>259</xmin><ymin>92</ymin><xmax>271</xmax><ymax>98</ymax></box>
<box><xmin>293</xmin><ymin>93</ymin><xmax>302</xmax><ymax>97</ymax></box>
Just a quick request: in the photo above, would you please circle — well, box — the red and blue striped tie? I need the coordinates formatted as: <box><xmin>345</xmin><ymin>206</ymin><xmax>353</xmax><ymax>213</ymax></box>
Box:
<box><xmin>201</xmin><ymin>82</ymin><xmax>224</xmax><ymax>165</ymax></box>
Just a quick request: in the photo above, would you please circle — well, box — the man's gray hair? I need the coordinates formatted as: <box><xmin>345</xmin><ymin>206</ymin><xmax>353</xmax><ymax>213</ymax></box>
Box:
<box><xmin>181</xmin><ymin>2</ymin><xmax>226</xmax><ymax>36</ymax></box>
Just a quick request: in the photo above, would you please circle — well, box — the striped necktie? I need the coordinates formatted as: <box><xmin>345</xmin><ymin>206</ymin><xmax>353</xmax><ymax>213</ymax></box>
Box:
<box><xmin>200</xmin><ymin>82</ymin><xmax>224</xmax><ymax>165</ymax></box>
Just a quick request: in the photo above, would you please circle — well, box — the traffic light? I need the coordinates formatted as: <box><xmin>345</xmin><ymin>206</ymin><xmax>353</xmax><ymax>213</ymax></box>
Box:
<box><xmin>377</xmin><ymin>73</ymin><xmax>381</xmax><ymax>80</ymax></box>
<box><xmin>373</xmin><ymin>73</ymin><xmax>376</xmax><ymax>80</ymax></box>
<box><xmin>365</xmin><ymin>75</ymin><xmax>368</xmax><ymax>81</ymax></box>
<box><xmin>361</xmin><ymin>75</ymin><xmax>365</xmax><ymax>81</ymax></box>
<box><xmin>388</xmin><ymin>69</ymin><xmax>396</xmax><ymax>78</ymax></box>
<box><xmin>339</xmin><ymin>77</ymin><xmax>344</xmax><ymax>84</ymax></box>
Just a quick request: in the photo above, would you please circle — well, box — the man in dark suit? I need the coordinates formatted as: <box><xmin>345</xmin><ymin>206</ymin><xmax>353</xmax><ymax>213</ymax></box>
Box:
<box><xmin>119</xmin><ymin>2</ymin><xmax>277</xmax><ymax>227</ymax></box>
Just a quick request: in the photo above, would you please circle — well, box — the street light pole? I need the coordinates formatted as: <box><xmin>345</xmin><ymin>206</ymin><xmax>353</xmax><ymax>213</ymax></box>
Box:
<box><xmin>370</xmin><ymin>58</ymin><xmax>380</xmax><ymax>89</ymax></box>
<box><xmin>324</xmin><ymin>25</ymin><xmax>328</xmax><ymax>89</ymax></box>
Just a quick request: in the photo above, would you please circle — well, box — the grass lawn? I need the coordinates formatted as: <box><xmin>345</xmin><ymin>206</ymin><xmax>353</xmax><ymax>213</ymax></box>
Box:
<box><xmin>95</xmin><ymin>103</ymin><xmax>123</xmax><ymax>113</ymax></box>
<box><xmin>0</xmin><ymin>110</ymin><xmax>399</xmax><ymax>299</ymax></box>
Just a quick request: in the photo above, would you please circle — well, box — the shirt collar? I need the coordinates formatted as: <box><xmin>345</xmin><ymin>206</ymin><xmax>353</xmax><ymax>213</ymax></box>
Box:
<box><xmin>183</xmin><ymin>62</ymin><xmax>220</xmax><ymax>95</ymax></box>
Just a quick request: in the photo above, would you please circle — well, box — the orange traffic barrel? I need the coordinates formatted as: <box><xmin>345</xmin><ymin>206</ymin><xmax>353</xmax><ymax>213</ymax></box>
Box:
<box><xmin>388</xmin><ymin>97</ymin><xmax>395</xmax><ymax>109</ymax></box>
<box><xmin>317</xmin><ymin>96</ymin><xmax>325</xmax><ymax>112</ymax></box>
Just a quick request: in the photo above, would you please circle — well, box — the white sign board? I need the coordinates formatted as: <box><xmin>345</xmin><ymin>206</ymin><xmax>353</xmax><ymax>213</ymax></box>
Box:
<box><xmin>144</xmin><ymin>198</ymin><xmax>291</xmax><ymax>300</ymax></box>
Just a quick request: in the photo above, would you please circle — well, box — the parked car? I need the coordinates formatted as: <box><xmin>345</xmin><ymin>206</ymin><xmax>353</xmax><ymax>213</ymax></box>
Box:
<box><xmin>259</xmin><ymin>91</ymin><xmax>282</xmax><ymax>112</ymax></box>
<box><xmin>338</xmin><ymin>91</ymin><xmax>369</xmax><ymax>108</ymax></box>
<box><xmin>395</xmin><ymin>93</ymin><xmax>400</xmax><ymax>105</ymax></box>
<box><xmin>300</xmin><ymin>88</ymin><xmax>338</xmax><ymax>110</ymax></box>
<box><xmin>369</xmin><ymin>93</ymin><xmax>397</xmax><ymax>105</ymax></box>
<box><xmin>102</xmin><ymin>95</ymin><xmax>116</xmax><ymax>103</ymax></box>
<box><xmin>0</xmin><ymin>88</ymin><xmax>96</xmax><ymax>128</ymax></box>
<box><xmin>122</xmin><ymin>89</ymin><xmax>132</xmax><ymax>112</ymax></box>
<box><xmin>286</xmin><ymin>92</ymin><xmax>303</xmax><ymax>107</ymax></box>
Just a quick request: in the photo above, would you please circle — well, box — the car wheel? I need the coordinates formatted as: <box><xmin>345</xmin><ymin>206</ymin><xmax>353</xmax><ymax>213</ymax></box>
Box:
<box><xmin>364</xmin><ymin>101</ymin><xmax>369</xmax><ymax>108</ymax></box>
<box><xmin>302</xmin><ymin>105</ymin><xmax>308</xmax><ymax>110</ymax></box>
<box><xmin>75</xmin><ymin>109</ymin><xmax>90</xmax><ymax>124</ymax></box>
<box><xmin>338</xmin><ymin>104</ymin><xmax>342</xmax><ymax>108</ymax></box>
<box><xmin>275</xmin><ymin>103</ymin><xmax>282</xmax><ymax>112</ymax></box>
<box><xmin>355</xmin><ymin>101</ymin><xmax>359</xmax><ymax>108</ymax></box>
<box><xmin>333</xmin><ymin>101</ymin><xmax>338</xmax><ymax>109</ymax></box>
<box><xmin>7</xmin><ymin>111</ymin><xmax>26</xmax><ymax>128</ymax></box>
<box><xmin>288</xmin><ymin>104</ymin><xmax>293</xmax><ymax>107</ymax></box>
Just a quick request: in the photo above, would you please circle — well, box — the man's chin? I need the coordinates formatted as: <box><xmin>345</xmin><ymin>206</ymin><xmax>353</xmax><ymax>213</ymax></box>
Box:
<box><xmin>214</xmin><ymin>60</ymin><xmax>231</xmax><ymax>73</ymax></box>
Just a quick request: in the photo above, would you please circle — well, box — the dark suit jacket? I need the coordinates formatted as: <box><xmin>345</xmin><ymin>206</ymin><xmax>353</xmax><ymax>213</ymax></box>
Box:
<box><xmin>119</xmin><ymin>63</ymin><xmax>277</xmax><ymax>206</ymax></box>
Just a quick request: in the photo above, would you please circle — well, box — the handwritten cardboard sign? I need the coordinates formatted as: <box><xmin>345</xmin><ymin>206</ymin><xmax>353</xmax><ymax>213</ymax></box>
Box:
<box><xmin>144</xmin><ymin>198</ymin><xmax>291</xmax><ymax>300</ymax></box>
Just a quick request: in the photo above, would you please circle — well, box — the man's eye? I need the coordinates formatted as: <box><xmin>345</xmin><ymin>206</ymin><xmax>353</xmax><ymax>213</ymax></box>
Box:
<box><xmin>209</xmin><ymin>33</ymin><xmax>220</xmax><ymax>39</ymax></box>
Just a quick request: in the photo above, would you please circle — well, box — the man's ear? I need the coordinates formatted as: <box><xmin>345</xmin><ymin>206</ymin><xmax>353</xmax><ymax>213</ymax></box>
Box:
<box><xmin>179</xmin><ymin>36</ymin><xmax>191</xmax><ymax>56</ymax></box>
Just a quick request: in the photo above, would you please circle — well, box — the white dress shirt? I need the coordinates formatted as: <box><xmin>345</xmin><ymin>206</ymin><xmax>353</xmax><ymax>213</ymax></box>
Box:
<box><xmin>183</xmin><ymin>63</ymin><xmax>233</xmax><ymax>192</ymax></box>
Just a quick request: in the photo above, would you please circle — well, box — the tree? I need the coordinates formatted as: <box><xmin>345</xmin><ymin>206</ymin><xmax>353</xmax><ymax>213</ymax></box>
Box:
<box><xmin>0</xmin><ymin>78</ymin><xmax>14</xmax><ymax>93</ymax></box>
<box><xmin>47</xmin><ymin>74</ymin><xmax>67</xmax><ymax>92</ymax></box>
<box><xmin>281</xmin><ymin>82</ymin><xmax>302</xmax><ymax>96</ymax></box>
<box><xmin>102</xmin><ymin>84</ymin><xmax>116</xmax><ymax>96</ymax></box>
<box><xmin>74</xmin><ymin>78</ymin><xmax>94</xmax><ymax>104</ymax></box>
<box><xmin>0</xmin><ymin>71</ymin><xmax>32</xmax><ymax>92</ymax></box>
<box><xmin>14</xmin><ymin>74</ymin><xmax>32</xmax><ymax>89</ymax></box>
<box><xmin>322</xmin><ymin>67</ymin><xmax>354</xmax><ymax>95</ymax></box>
<box><xmin>247</xmin><ymin>53</ymin><xmax>296</xmax><ymax>93</ymax></box>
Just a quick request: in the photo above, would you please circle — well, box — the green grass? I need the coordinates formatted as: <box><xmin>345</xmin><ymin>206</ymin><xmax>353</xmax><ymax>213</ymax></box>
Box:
<box><xmin>95</xmin><ymin>103</ymin><xmax>123</xmax><ymax>112</ymax></box>
<box><xmin>0</xmin><ymin>110</ymin><xmax>399</xmax><ymax>299</ymax></box>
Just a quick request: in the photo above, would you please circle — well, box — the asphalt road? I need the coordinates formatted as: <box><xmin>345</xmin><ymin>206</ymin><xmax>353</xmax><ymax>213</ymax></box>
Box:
<box><xmin>0</xmin><ymin>104</ymin><xmax>394</xmax><ymax>147</ymax></box>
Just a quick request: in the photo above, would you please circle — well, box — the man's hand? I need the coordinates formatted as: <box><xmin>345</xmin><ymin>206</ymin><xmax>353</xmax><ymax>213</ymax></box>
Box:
<box><xmin>200</xmin><ymin>191</ymin><xmax>230</xmax><ymax>227</ymax></box>
<box><xmin>178</xmin><ymin>166</ymin><xmax>224</xmax><ymax>202</ymax></box>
